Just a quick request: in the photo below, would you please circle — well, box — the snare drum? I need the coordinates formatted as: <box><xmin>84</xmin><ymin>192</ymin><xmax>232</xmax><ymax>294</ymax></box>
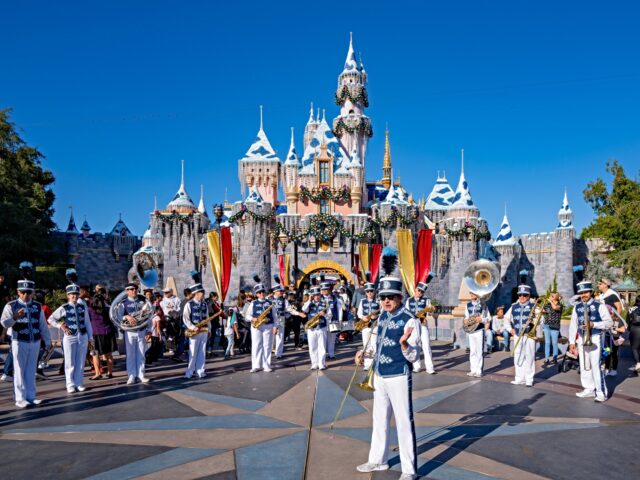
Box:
<box><xmin>328</xmin><ymin>323</ymin><xmax>340</xmax><ymax>333</ymax></box>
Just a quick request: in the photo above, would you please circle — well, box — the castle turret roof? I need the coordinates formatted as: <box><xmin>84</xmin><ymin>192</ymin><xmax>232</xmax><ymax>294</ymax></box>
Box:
<box><xmin>241</xmin><ymin>106</ymin><xmax>280</xmax><ymax>162</ymax></box>
<box><xmin>382</xmin><ymin>181</ymin><xmax>409</xmax><ymax>205</ymax></box>
<box><xmin>300</xmin><ymin>114</ymin><xmax>348</xmax><ymax>173</ymax></box>
<box><xmin>492</xmin><ymin>208</ymin><xmax>517</xmax><ymax>246</ymax></box>
<box><xmin>80</xmin><ymin>217</ymin><xmax>91</xmax><ymax>232</ymax></box>
<box><xmin>110</xmin><ymin>214</ymin><xmax>132</xmax><ymax>236</ymax></box>
<box><xmin>342</xmin><ymin>32</ymin><xmax>362</xmax><ymax>75</ymax></box>
<box><xmin>197</xmin><ymin>185</ymin><xmax>208</xmax><ymax>216</ymax></box>
<box><xmin>284</xmin><ymin>127</ymin><xmax>299</xmax><ymax>166</ymax></box>
<box><xmin>425</xmin><ymin>172</ymin><xmax>455</xmax><ymax>209</ymax></box>
<box><xmin>245</xmin><ymin>186</ymin><xmax>264</xmax><ymax>205</ymax></box>
<box><xmin>450</xmin><ymin>149</ymin><xmax>475</xmax><ymax>208</ymax></box>
<box><xmin>167</xmin><ymin>160</ymin><xmax>197</xmax><ymax>211</ymax></box>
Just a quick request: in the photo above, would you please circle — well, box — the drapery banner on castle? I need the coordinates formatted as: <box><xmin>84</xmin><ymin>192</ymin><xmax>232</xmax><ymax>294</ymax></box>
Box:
<box><xmin>278</xmin><ymin>254</ymin><xmax>290</xmax><ymax>287</ymax></box>
<box><xmin>397</xmin><ymin>229</ymin><xmax>416</xmax><ymax>297</ymax></box>
<box><xmin>206</xmin><ymin>227</ymin><xmax>232</xmax><ymax>302</ymax></box>
<box><xmin>358</xmin><ymin>243</ymin><xmax>369</xmax><ymax>283</ymax></box>
<box><xmin>415</xmin><ymin>229</ymin><xmax>433</xmax><ymax>285</ymax></box>
<box><xmin>370</xmin><ymin>244</ymin><xmax>382</xmax><ymax>282</ymax></box>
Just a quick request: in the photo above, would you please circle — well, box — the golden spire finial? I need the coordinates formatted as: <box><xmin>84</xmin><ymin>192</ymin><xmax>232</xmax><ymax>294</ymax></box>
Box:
<box><xmin>381</xmin><ymin>126</ymin><xmax>392</xmax><ymax>190</ymax></box>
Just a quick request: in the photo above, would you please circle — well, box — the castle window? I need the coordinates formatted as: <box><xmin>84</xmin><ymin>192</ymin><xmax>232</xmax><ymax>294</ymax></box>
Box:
<box><xmin>319</xmin><ymin>199</ymin><xmax>329</xmax><ymax>215</ymax></box>
<box><xmin>319</xmin><ymin>160</ymin><xmax>330</xmax><ymax>185</ymax></box>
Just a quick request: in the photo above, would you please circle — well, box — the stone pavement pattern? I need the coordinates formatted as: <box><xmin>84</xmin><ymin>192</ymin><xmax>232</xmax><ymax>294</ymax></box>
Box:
<box><xmin>1</xmin><ymin>343</ymin><xmax>640</xmax><ymax>479</ymax></box>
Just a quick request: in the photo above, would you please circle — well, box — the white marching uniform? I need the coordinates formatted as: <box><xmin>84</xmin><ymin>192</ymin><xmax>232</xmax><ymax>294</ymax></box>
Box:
<box><xmin>465</xmin><ymin>300</ymin><xmax>490</xmax><ymax>377</ymax></box>
<box><xmin>405</xmin><ymin>296</ymin><xmax>435</xmax><ymax>373</ymax></box>
<box><xmin>272</xmin><ymin>295</ymin><xmax>298</xmax><ymax>358</ymax></box>
<box><xmin>248</xmin><ymin>299</ymin><xmax>276</xmax><ymax>371</ymax></box>
<box><xmin>570</xmin><ymin>299</ymin><xmax>613</xmax><ymax>397</ymax></box>
<box><xmin>183</xmin><ymin>300</ymin><xmax>211</xmax><ymax>378</ymax></box>
<box><xmin>1</xmin><ymin>299</ymin><xmax>51</xmax><ymax>405</ymax></box>
<box><xmin>367</xmin><ymin>307</ymin><xmax>420</xmax><ymax>476</ymax></box>
<box><xmin>505</xmin><ymin>300</ymin><xmax>536</xmax><ymax>385</ymax></box>
<box><xmin>302</xmin><ymin>299</ymin><xmax>332</xmax><ymax>369</ymax></box>
<box><xmin>117</xmin><ymin>295</ymin><xmax>151</xmax><ymax>381</ymax></box>
<box><xmin>49</xmin><ymin>302</ymin><xmax>93</xmax><ymax>390</ymax></box>
<box><xmin>324</xmin><ymin>294</ymin><xmax>343</xmax><ymax>358</ymax></box>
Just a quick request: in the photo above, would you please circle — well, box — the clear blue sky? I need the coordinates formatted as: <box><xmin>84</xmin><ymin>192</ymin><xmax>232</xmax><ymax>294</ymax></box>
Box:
<box><xmin>2</xmin><ymin>1</ymin><xmax>639</xmax><ymax>238</ymax></box>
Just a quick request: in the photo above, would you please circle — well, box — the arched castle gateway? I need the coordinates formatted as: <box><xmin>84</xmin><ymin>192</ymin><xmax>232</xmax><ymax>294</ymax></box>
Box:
<box><xmin>135</xmin><ymin>34</ymin><xmax>584</xmax><ymax>314</ymax></box>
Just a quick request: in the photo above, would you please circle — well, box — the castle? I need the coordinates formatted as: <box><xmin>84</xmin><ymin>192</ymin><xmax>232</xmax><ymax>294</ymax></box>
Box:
<box><xmin>60</xmin><ymin>35</ymin><xmax>588</xmax><ymax>313</ymax></box>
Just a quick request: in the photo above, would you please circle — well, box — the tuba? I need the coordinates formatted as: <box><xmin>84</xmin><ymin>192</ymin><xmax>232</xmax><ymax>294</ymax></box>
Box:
<box><xmin>462</xmin><ymin>259</ymin><xmax>499</xmax><ymax>333</ymax></box>
<box><xmin>109</xmin><ymin>247</ymin><xmax>158</xmax><ymax>332</ymax></box>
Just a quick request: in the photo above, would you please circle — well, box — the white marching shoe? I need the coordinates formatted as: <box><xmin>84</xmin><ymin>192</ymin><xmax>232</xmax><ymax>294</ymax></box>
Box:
<box><xmin>356</xmin><ymin>462</ymin><xmax>389</xmax><ymax>473</ymax></box>
<box><xmin>575</xmin><ymin>389</ymin><xmax>596</xmax><ymax>398</ymax></box>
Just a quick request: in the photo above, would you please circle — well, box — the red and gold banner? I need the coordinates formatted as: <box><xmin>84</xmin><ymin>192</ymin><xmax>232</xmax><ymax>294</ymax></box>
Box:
<box><xmin>396</xmin><ymin>229</ymin><xmax>416</xmax><ymax>297</ymax></box>
<box><xmin>415</xmin><ymin>229</ymin><xmax>433</xmax><ymax>285</ymax></box>
<box><xmin>278</xmin><ymin>254</ymin><xmax>291</xmax><ymax>287</ymax></box>
<box><xmin>207</xmin><ymin>227</ymin><xmax>232</xmax><ymax>302</ymax></box>
<box><xmin>370</xmin><ymin>244</ymin><xmax>382</xmax><ymax>282</ymax></box>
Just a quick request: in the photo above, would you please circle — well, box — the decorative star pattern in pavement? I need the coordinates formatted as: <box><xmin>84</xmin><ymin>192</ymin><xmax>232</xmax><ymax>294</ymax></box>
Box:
<box><xmin>1</xmin><ymin>368</ymin><xmax>638</xmax><ymax>480</ymax></box>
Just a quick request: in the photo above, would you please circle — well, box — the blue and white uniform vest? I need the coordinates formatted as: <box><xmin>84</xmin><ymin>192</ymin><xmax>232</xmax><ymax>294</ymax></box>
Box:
<box><xmin>252</xmin><ymin>299</ymin><xmax>274</xmax><ymax>326</ymax></box>
<box><xmin>406</xmin><ymin>296</ymin><xmax>429</xmax><ymax>316</ymax></box>
<box><xmin>8</xmin><ymin>300</ymin><xmax>42</xmax><ymax>343</ymax></box>
<box><xmin>465</xmin><ymin>301</ymin><xmax>484</xmax><ymax>333</ymax></box>
<box><xmin>375</xmin><ymin>307</ymin><xmax>413</xmax><ymax>377</ymax></box>
<box><xmin>359</xmin><ymin>298</ymin><xmax>380</xmax><ymax>316</ymax></box>
<box><xmin>323</xmin><ymin>295</ymin><xmax>339</xmax><ymax>323</ymax></box>
<box><xmin>510</xmin><ymin>301</ymin><xmax>534</xmax><ymax>336</ymax></box>
<box><xmin>575</xmin><ymin>300</ymin><xmax>604</xmax><ymax>337</ymax></box>
<box><xmin>306</xmin><ymin>300</ymin><xmax>327</xmax><ymax>329</ymax></box>
<box><xmin>60</xmin><ymin>302</ymin><xmax>88</xmax><ymax>335</ymax></box>
<box><xmin>121</xmin><ymin>296</ymin><xmax>147</xmax><ymax>316</ymax></box>
<box><xmin>188</xmin><ymin>300</ymin><xmax>209</xmax><ymax>326</ymax></box>
<box><xmin>273</xmin><ymin>297</ymin><xmax>287</xmax><ymax>322</ymax></box>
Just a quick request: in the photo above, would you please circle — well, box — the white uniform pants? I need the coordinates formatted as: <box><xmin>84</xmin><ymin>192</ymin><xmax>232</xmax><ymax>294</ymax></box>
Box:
<box><xmin>308</xmin><ymin>327</ymin><xmax>327</xmax><ymax>369</ymax></box>
<box><xmin>578</xmin><ymin>335</ymin><xmax>607</xmax><ymax>396</ymax></box>
<box><xmin>467</xmin><ymin>329</ymin><xmax>484</xmax><ymax>375</ymax></box>
<box><xmin>368</xmin><ymin>373</ymin><xmax>417</xmax><ymax>475</ymax></box>
<box><xmin>63</xmin><ymin>333</ymin><xmax>88</xmax><ymax>389</ymax></box>
<box><xmin>326</xmin><ymin>327</ymin><xmax>337</xmax><ymax>357</ymax></box>
<box><xmin>251</xmin><ymin>324</ymin><xmax>274</xmax><ymax>370</ymax></box>
<box><xmin>513</xmin><ymin>334</ymin><xmax>536</xmax><ymax>384</ymax></box>
<box><xmin>274</xmin><ymin>322</ymin><xmax>285</xmax><ymax>357</ymax></box>
<box><xmin>186</xmin><ymin>332</ymin><xmax>208</xmax><ymax>377</ymax></box>
<box><xmin>125</xmin><ymin>330</ymin><xmax>147</xmax><ymax>379</ymax></box>
<box><xmin>413</xmin><ymin>321</ymin><xmax>435</xmax><ymax>373</ymax></box>
<box><xmin>12</xmin><ymin>340</ymin><xmax>40</xmax><ymax>403</ymax></box>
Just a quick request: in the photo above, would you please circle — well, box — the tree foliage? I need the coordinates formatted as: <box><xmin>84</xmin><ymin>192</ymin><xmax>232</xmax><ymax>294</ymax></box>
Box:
<box><xmin>0</xmin><ymin>108</ymin><xmax>58</xmax><ymax>281</ymax></box>
<box><xmin>582</xmin><ymin>160</ymin><xmax>640</xmax><ymax>281</ymax></box>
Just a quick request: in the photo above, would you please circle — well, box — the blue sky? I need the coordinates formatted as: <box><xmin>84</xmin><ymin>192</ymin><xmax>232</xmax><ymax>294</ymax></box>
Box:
<box><xmin>2</xmin><ymin>0</ymin><xmax>639</xmax><ymax>238</ymax></box>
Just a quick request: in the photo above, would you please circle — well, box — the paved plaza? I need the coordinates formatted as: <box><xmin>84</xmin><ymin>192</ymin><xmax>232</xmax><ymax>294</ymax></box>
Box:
<box><xmin>1</xmin><ymin>342</ymin><xmax>639</xmax><ymax>480</ymax></box>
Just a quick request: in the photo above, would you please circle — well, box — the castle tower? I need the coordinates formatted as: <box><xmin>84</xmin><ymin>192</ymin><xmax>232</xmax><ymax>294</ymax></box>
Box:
<box><xmin>332</xmin><ymin>33</ymin><xmax>372</xmax><ymax>171</ymax></box>
<box><xmin>238</xmin><ymin>106</ymin><xmax>281</xmax><ymax>206</ymax></box>
<box><xmin>492</xmin><ymin>207</ymin><xmax>521</xmax><ymax>306</ymax></box>
<box><xmin>283</xmin><ymin>127</ymin><xmax>300</xmax><ymax>213</ymax></box>
<box><xmin>424</xmin><ymin>172</ymin><xmax>455</xmax><ymax>225</ymax></box>
<box><xmin>80</xmin><ymin>217</ymin><xmax>91</xmax><ymax>238</ymax></box>
<box><xmin>167</xmin><ymin>160</ymin><xmax>197</xmax><ymax>213</ymax></box>
<box><xmin>381</xmin><ymin>128</ymin><xmax>392</xmax><ymax>190</ymax></box>
<box><xmin>555</xmin><ymin>189</ymin><xmax>575</xmax><ymax>300</ymax></box>
<box><xmin>348</xmin><ymin>143</ymin><xmax>363</xmax><ymax>213</ymax></box>
<box><xmin>66</xmin><ymin>207</ymin><xmax>79</xmax><ymax>234</ymax></box>
<box><xmin>303</xmin><ymin>103</ymin><xmax>318</xmax><ymax>150</ymax></box>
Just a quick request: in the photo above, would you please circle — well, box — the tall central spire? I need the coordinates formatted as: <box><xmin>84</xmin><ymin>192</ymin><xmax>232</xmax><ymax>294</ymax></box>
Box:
<box><xmin>381</xmin><ymin>127</ymin><xmax>392</xmax><ymax>189</ymax></box>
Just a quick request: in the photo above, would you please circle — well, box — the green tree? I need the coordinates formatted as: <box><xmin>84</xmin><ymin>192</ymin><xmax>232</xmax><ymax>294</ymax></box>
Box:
<box><xmin>0</xmin><ymin>108</ymin><xmax>58</xmax><ymax>281</ymax></box>
<box><xmin>582</xmin><ymin>160</ymin><xmax>640</xmax><ymax>281</ymax></box>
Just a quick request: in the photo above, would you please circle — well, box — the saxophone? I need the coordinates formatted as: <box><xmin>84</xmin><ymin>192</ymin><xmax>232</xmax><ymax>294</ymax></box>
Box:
<box><xmin>304</xmin><ymin>302</ymin><xmax>327</xmax><ymax>330</ymax></box>
<box><xmin>415</xmin><ymin>305</ymin><xmax>436</xmax><ymax>325</ymax></box>
<box><xmin>252</xmin><ymin>304</ymin><xmax>274</xmax><ymax>328</ymax></box>
<box><xmin>355</xmin><ymin>309</ymin><xmax>380</xmax><ymax>332</ymax></box>
<box><xmin>185</xmin><ymin>310</ymin><xmax>223</xmax><ymax>338</ymax></box>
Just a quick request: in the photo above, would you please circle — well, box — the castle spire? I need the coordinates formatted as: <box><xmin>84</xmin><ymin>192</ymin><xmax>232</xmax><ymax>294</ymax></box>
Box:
<box><xmin>557</xmin><ymin>188</ymin><xmax>573</xmax><ymax>228</ymax></box>
<box><xmin>381</xmin><ymin>127</ymin><xmax>392</xmax><ymax>189</ymax></box>
<box><xmin>450</xmin><ymin>148</ymin><xmax>475</xmax><ymax>208</ymax></box>
<box><xmin>284</xmin><ymin>127</ymin><xmax>299</xmax><ymax>166</ymax></box>
<box><xmin>167</xmin><ymin>160</ymin><xmax>196</xmax><ymax>212</ymax></box>
<box><xmin>66</xmin><ymin>206</ymin><xmax>79</xmax><ymax>233</ymax></box>
<box><xmin>343</xmin><ymin>31</ymin><xmax>359</xmax><ymax>72</ymax></box>
<box><xmin>198</xmin><ymin>184</ymin><xmax>207</xmax><ymax>215</ymax></box>
<box><xmin>259</xmin><ymin>104</ymin><xmax>264</xmax><ymax>132</ymax></box>
<box><xmin>493</xmin><ymin>204</ymin><xmax>516</xmax><ymax>246</ymax></box>
<box><xmin>307</xmin><ymin>102</ymin><xmax>315</xmax><ymax>124</ymax></box>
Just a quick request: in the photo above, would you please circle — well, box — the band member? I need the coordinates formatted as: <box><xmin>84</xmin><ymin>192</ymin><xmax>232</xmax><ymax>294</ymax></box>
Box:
<box><xmin>49</xmin><ymin>283</ymin><xmax>94</xmax><ymax>393</ymax></box>
<box><xmin>247</xmin><ymin>279</ymin><xmax>276</xmax><ymax>373</ymax></box>
<box><xmin>504</xmin><ymin>285</ymin><xmax>536</xmax><ymax>386</ymax></box>
<box><xmin>464</xmin><ymin>292</ymin><xmax>491</xmax><ymax>378</ymax></box>
<box><xmin>405</xmin><ymin>281</ymin><xmax>435</xmax><ymax>374</ymax></box>
<box><xmin>355</xmin><ymin>273</ymin><xmax>419</xmax><ymax>480</ymax></box>
<box><xmin>271</xmin><ymin>285</ymin><xmax>300</xmax><ymax>359</ymax></box>
<box><xmin>117</xmin><ymin>283</ymin><xmax>152</xmax><ymax>384</ymax></box>
<box><xmin>183</xmin><ymin>282</ymin><xmax>210</xmax><ymax>379</ymax></box>
<box><xmin>302</xmin><ymin>287</ymin><xmax>331</xmax><ymax>370</ymax></box>
<box><xmin>570</xmin><ymin>280</ymin><xmax>613</xmax><ymax>402</ymax></box>
<box><xmin>321</xmin><ymin>282</ymin><xmax>341</xmax><ymax>360</ymax></box>
<box><xmin>0</xmin><ymin>273</ymin><xmax>51</xmax><ymax>408</ymax></box>
<box><xmin>357</xmin><ymin>283</ymin><xmax>379</xmax><ymax>368</ymax></box>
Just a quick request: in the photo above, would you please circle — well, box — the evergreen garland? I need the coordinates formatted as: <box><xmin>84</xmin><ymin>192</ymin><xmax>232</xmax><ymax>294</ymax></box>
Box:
<box><xmin>444</xmin><ymin>221</ymin><xmax>491</xmax><ymax>240</ymax></box>
<box><xmin>299</xmin><ymin>185</ymin><xmax>350</xmax><ymax>203</ymax></box>
<box><xmin>332</xmin><ymin>118</ymin><xmax>373</xmax><ymax>138</ymax></box>
<box><xmin>154</xmin><ymin>211</ymin><xmax>196</xmax><ymax>224</ymax></box>
<box><xmin>334</xmin><ymin>85</ymin><xmax>369</xmax><ymax>107</ymax></box>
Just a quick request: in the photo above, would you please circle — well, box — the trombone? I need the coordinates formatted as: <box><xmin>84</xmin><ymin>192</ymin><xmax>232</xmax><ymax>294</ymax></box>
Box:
<box><xmin>581</xmin><ymin>302</ymin><xmax>594</xmax><ymax>371</ymax></box>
